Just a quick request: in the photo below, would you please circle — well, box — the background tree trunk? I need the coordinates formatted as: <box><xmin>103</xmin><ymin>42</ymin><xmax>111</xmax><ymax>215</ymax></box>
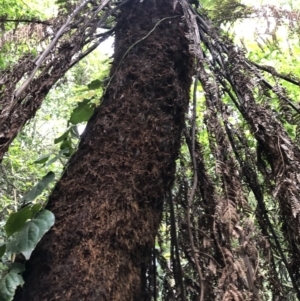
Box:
<box><xmin>14</xmin><ymin>0</ymin><xmax>192</xmax><ymax>300</ymax></box>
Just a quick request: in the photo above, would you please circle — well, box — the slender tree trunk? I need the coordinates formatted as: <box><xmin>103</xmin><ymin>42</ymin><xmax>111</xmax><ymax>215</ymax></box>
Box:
<box><xmin>14</xmin><ymin>1</ymin><xmax>192</xmax><ymax>300</ymax></box>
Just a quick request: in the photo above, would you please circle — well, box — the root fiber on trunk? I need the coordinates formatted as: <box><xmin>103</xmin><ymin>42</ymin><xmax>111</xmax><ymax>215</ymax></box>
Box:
<box><xmin>13</xmin><ymin>0</ymin><xmax>192</xmax><ymax>300</ymax></box>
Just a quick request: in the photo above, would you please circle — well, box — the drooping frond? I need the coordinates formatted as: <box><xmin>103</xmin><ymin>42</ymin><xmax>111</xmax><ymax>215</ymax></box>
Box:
<box><xmin>160</xmin><ymin>2</ymin><xmax>300</xmax><ymax>300</ymax></box>
<box><xmin>0</xmin><ymin>0</ymin><xmax>117</xmax><ymax>161</ymax></box>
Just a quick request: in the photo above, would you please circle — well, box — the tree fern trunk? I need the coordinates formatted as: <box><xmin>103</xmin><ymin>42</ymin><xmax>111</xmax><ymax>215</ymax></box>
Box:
<box><xmin>14</xmin><ymin>0</ymin><xmax>192</xmax><ymax>300</ymax></box>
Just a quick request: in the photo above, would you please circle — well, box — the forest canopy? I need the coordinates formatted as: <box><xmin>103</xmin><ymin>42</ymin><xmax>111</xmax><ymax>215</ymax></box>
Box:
<box><xmin>1</xmin><ymin>0</ymin><xmax>300</xmax><ymax>300</ymax></box>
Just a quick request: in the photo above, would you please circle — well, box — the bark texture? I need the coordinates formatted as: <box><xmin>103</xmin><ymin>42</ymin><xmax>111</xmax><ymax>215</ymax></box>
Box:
<box><xmin>14</xmin><ymin>0</ymin><xmax>192</xmax><ymax>300</ymax></box>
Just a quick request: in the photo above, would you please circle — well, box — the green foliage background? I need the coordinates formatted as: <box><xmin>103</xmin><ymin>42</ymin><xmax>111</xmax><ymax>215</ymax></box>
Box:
<box><xmin>1</xmin><ymin>0</ymin><xmax>300</xmax><ymax>300</ymax></box>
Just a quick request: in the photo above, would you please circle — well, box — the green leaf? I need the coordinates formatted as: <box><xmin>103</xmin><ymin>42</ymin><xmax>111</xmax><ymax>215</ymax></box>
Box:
<box><xmin>0</xmin><ymin>263</ymin><xmax>25</xmax><ymax>301</ymax></box>
<box><xmin>9</xmin><ymin>263</ymin><xmax>25</xmax><ymax>274</ymax></box>
<box><xmin>5</xmin><ymin>207</ymin><xmax>33</xmax><ymax>238</ymax></box>
<box><xmin>30</xmin><ymin>204</ymin><xmax>43</xmax><ymax>215</ymax></box>
<box><xmin>4</xmin><ymin>204</ymin><xmax>42</xmax><ymax>238</ymax></box>
<box><xmin>33</xmin><ymin>154</ymin><xmax>50</xmax><ymax>164</ymax></box>
<box><xmin>6</xmin><ymin>210</ymin><xmax>55</xmax><ymax>260</ymax></box>
<box><xmin>54</xmin><ymin>129</ymin><xmax>71</xmax><ymax>144</ymax></box>
<box><xmin>59</xmin><ymin>139</ymin><xmax>74</xmax><ymax>157</ymax></box>
<box><xmin>45</xmin><ymin>149</ymin><xmax>68</xmax><ymax>167</ymax></box>
<box><xmin>60</xmin><ymin>139</ymin><xmax>72</xmax><ymax>152</ymax></box>
<box><xmin>69</xmin><ymin>99</ymin><xmax>94</xmax><ymax>124</ymax></box>
<box><xmin>0</xmin><ymin>245</ymin><xmax>6</xmax><ymax>258</ymax></box>
<box><xmin>87</xmin><ymin>79</ymin><xmax>102</xmax><ymax>90</ymax></box>
<box><xmin>20</xmin><ymin>172</ymin><xmax>55</xmax><ymax>203</ymax></box>
<box><xmin>70</xmin><ymin>126</ymin><xmax>80</xmax><ymax>139</ymax></box>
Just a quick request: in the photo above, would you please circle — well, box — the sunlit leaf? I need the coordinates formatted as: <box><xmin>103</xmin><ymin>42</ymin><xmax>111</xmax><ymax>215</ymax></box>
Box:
<box><xmin>69</xmin><ymin>99</ymin><xmax>94</xmax><ymax>124</ymax></box>
<box><xmin>87</xmin><ymin>79</ymin><xmax>102</xmax><ymax>90</ymax></box>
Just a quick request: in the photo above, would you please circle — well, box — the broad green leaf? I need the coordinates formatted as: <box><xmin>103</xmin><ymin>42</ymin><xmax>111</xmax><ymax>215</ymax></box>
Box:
<box><xmin>0</xmin><ymin>263</ymin><xmax>25</xmax><ymax>301</ymax></box>
<box><xmin>69</xmin><ymin>99</ymin><xmax>94</xmax><ymax>124</ymax></box>
<box><xmin>87</xmin><ymin>79</ymin><xmax>102</xmax><ymax>90</ymax></box>
<box><xmin>6</xmin><ymin>210</ymin><xmax>55</xmax><ymax>260</ymax></box>
<box><xmin>4</xmin><ymin>204</ymin><xmax>42</xmax><ymax>238</ymax></box>
<box><xmin>0</xmin><ymin>245</ymin><xmax>6</xmax><ymax>258</ymax></box>
<box><xmin>33</xmin><ymin>154</ymin><xmax>51</xmax><ymax>164</ymax></box>
<box><xmin>20</xmin><ymin>172</ymin><xmax>55</xmax><ymax>203</ymax></box>
<box><xmin>54</xmin><ymin>129</ymin><xmax>71</xmax><ymax>144</ymax></box>
<box><xmin>5</xmin><ymin>207</ymin><xmax>33</xmax><ymax>238</ymax></box>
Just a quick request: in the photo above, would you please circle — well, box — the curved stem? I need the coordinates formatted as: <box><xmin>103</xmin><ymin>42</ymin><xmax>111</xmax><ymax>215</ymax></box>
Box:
<box><xmin>187</xmin><ymin>75</ymin><xmax>205</xmax><ymax>301</ymax></box>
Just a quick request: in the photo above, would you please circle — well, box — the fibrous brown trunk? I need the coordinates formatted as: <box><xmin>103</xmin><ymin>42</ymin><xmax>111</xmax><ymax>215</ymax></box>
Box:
<box><xmin>14</xmin><ymin>0</ymin><xmax>192</xmax><ymax>300</ymax></box>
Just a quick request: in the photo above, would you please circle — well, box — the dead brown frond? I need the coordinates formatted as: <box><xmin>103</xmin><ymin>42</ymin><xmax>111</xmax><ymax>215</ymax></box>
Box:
<box><xmin>0</xmin><ymin>0</ymin><xmax>116</xmax><ymax>162</ymax></box>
